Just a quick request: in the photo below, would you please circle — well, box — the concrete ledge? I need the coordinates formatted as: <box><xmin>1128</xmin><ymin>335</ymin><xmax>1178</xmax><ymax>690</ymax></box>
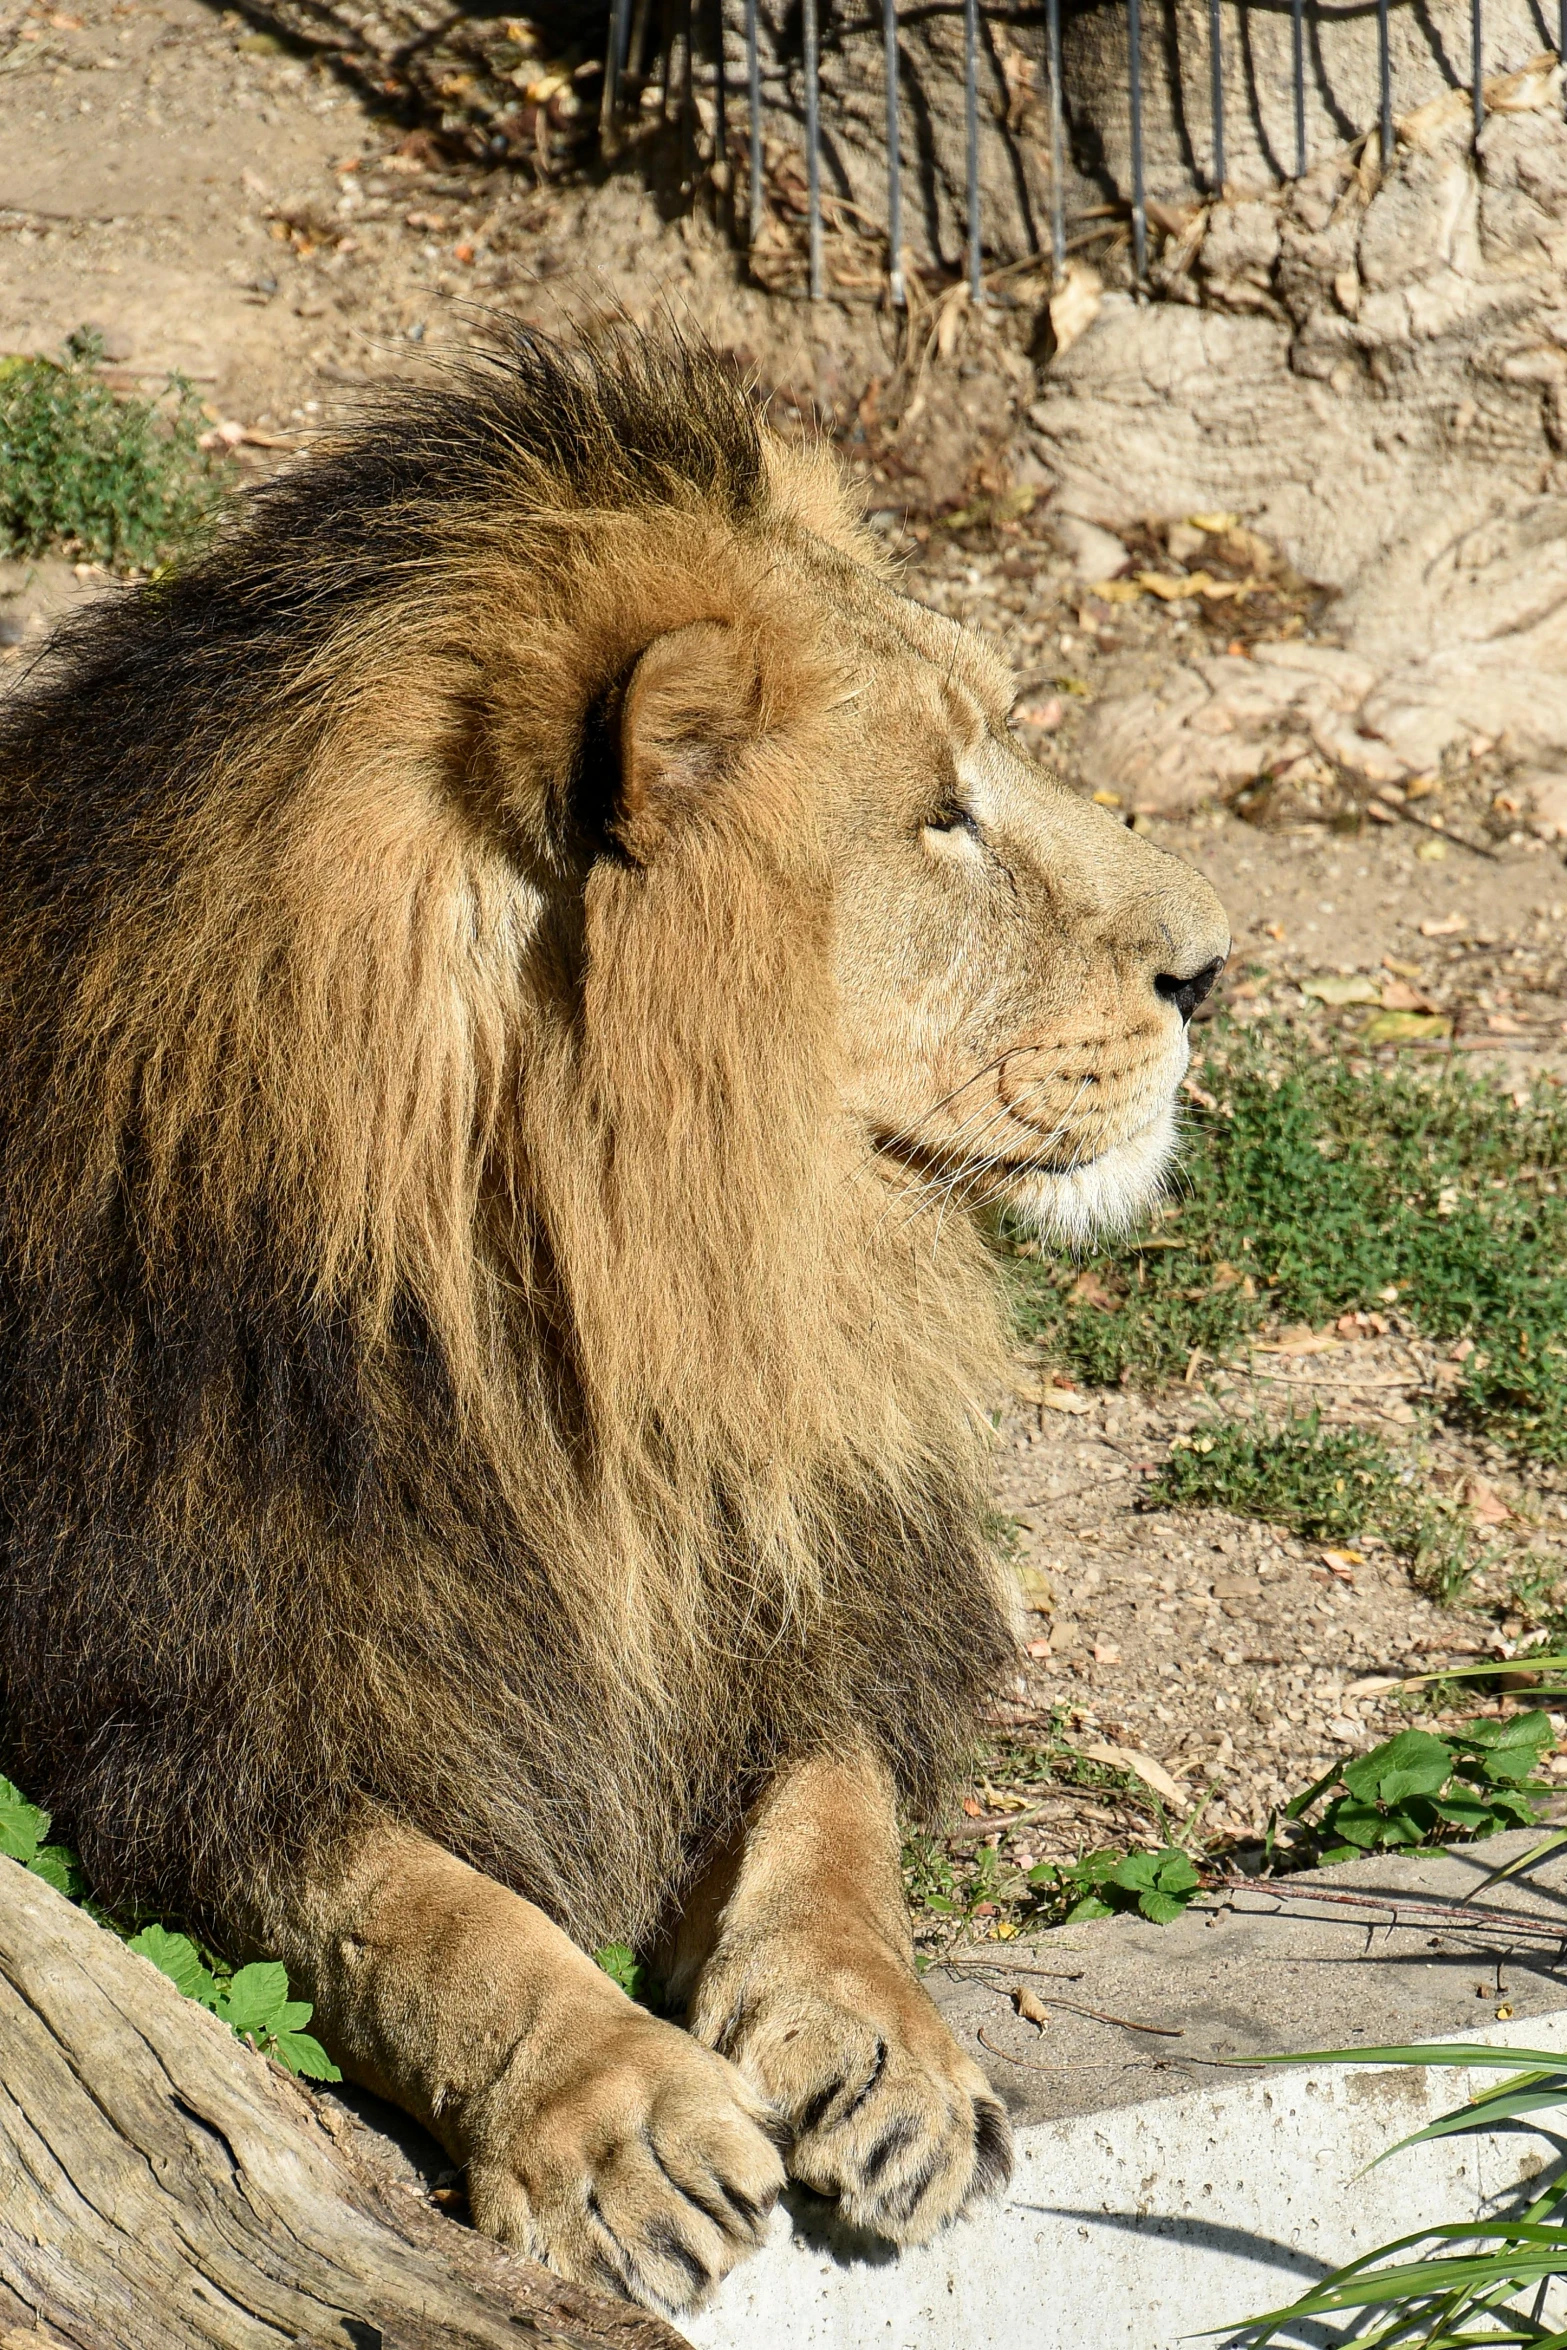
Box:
<box><xmin>686</xmin><ymin>1837</ymin><xmax>1567</xmax><ymax>2350</ymax></box>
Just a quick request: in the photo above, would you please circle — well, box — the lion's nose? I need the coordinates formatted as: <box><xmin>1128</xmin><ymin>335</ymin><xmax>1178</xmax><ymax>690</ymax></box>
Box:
<box><xmin>1154</xmin><ymin>956</ymin><xmax>1226</xmax><ymax>1025</ymax></box>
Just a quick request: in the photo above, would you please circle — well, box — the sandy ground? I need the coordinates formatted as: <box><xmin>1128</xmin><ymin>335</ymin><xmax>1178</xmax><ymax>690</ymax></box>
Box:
<box><xmin>6</xmin><ymin>0</ymin><xmax>1567</xmax><ymax>1867</ymax></box>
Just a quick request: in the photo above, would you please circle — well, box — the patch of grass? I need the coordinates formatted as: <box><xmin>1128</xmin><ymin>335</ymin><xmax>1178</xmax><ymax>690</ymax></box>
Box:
<box><xmin>0</xmin><ymin>328</ymin><xmax>225</xmax><ymax>570</ymax></box>
<box><xmin>1149</xmin><ymin>1411</ymin><xmax>1479</xmax><ymax>1598</ymax></box>
<box><xmin>1002</xmin><ymin>1022</ymin><xmax>1567</xmax><ymax>1465</ymax></box>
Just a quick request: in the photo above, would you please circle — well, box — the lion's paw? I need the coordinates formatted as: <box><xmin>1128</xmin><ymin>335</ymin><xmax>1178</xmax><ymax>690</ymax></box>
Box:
<box><xmin>464</xmin><ymin>2009</ymin><xmax>787</xmax><ymax>2314</ymax></box>
<box><xmin>692</xmin><ymin>1952</ymin><xmax>1012</xmax><ymax>2243</ymax></box>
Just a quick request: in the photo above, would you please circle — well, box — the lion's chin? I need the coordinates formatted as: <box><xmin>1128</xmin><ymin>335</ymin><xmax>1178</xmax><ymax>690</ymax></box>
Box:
<box><xmin>1005</xmin><ymin>1101</ymin><xmax>1179</xmax><ymax>1250</ymax></box>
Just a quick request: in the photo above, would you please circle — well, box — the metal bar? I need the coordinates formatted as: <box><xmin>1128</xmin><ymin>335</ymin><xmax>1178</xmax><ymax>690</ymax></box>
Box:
<box><xmin>1208</xmin><ymin>0</ymin><xmax>1225</xmax><ymax>191</ymax></box>
<box><xmin>964</xmin><ymin>0</ymin><xmax>982</xmax><ymax>298</ymax></box>
<box><xmin>1291</xmin><ymin>0</ymin><xmax>1305</xmax><ymax>177</ymax></box>
<box><xmin>711</xmin><ymin>0</ymin><xmax>727</xmax><ymax>182</ymax></box>
<box><xmin>679</xmin><ymin>0</ymin><xmax>695</xmax><ymax>191</ymax></box>
<box><xmin>1377</xmin><ymin>0</ymin><xmax>1392</xmax><ymax>163</ymax></box>
<box><xmin>1046</xmin><ymin>0</ymin><xmax>1066</xmax><ymax>274</ymax></box>
<box><xmin>1471</xmin><ymin>0</ymin><xmax>1484</xmax><ymax>140</ymax></box>
<box><xmin>1128</xmin><ymin>0</ymin><xmax>1147</xmax><ymax>287</ymax></box>
<box><xmin>601</xmin><ymin>0</ymin><xmax>632</xmax><ymax>151</ymax></box>
<box><xmin>745</xmin><ymin>0</ymin><xmax>763</xmax><ymax>248</ymax></box>
<box><xmin>883</xmin><ymin>0</ymin><xmax>904</xmax><ymax>304</ymax></box>
<box><xmin>803</xmin><ymin>0</ymin><xmax>823</xmax><ymax>299</ymax></box>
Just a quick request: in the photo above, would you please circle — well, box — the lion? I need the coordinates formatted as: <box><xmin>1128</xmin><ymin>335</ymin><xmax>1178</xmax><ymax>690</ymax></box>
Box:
<box><xmin>0</xmin><ymin>328</ymin><xmax>1226</xmax><ymax>2315</ymax></box>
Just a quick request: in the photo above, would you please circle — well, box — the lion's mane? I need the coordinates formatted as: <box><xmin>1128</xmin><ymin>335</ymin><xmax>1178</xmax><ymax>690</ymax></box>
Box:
<box><xmin>0</xmin><ymin>332</ymin><xmax>1013</xmax><ymax>1951</ymax></box>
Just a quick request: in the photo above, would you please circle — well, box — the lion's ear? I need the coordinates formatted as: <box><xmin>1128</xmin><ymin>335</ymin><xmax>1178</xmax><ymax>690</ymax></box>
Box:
<box><xmin>614</xmin><ymin>620</ymin><xmax>761</xmax><ymax>861</ymax></box>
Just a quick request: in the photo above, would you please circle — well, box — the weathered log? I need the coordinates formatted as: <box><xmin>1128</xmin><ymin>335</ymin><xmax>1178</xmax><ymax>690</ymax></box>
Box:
<box><xmin>0</xmin><ymin>1857</ymin><xmax>691</xmax><ymax>2350</ymax></box>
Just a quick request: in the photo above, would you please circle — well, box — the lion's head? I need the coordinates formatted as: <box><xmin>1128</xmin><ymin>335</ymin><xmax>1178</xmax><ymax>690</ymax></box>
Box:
<box><xmin>0</xmin><ymin>330</ymin><xmax>1225</xmax><ymax>1946</ymax></box>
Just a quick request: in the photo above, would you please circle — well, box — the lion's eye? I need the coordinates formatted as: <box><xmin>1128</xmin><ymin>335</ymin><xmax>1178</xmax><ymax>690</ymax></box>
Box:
<box><xmin>925</xmin><ymin>804</ymin><xmax>980</xmax><ymax>838</ymax></box>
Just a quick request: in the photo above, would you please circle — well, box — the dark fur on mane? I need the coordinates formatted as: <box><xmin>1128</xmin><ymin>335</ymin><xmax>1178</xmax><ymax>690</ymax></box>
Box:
<box><xmin>0</xmin><ymin>328</ymin><xmax>1012</xmax><ymax>1951</ymax></box>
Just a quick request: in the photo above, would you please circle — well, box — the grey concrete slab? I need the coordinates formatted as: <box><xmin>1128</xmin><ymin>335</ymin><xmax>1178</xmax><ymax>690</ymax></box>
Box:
<box><xmin>685</xmin><ymin>1834</ymin><xmax>1567</xmax><ymax>2350</ymax></box>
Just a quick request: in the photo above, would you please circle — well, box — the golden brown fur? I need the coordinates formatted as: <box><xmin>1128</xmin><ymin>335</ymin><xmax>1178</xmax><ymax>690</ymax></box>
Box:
<box><xmin>0</xmin><ymin>327</ymin><xmax>1227</xmax><ymax>2311</ymax></box>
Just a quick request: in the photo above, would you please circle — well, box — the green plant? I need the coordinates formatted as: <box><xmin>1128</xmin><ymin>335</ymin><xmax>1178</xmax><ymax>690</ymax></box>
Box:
<box><xmin>1230</xmin><ymin>2042</ymin><xmax>1567</xmax><ymax>2345</ymax></box>
<box><xmin>0</xmin><ymin>1771</ymin><xmax>338</xmax><ymax>2080</ymax></box>
<box><xmin>1003</xmin><ymin>1024</ymin><xmax>1567</xmax><ymax>1465</ymax></box>
<box><xmin>127</xmin><ymin>1924</ymin><xmax>339</xmax><ymax>2080</ymax></box>
<box><xmin>1287</xmin><ymin>1714</ymin><xmax>1553</xmax><ymax>1861</ymax></box>
<box><xmin>0</xmin><ymin>1771</ymin><xmax>86</xmax><ymax>1898</ymax></box>
<box><xmin>1150</xmin><ymin>1411</ymin><xmax>1479</xmax><ymax>1598</ymax></box>
<box><xmin>0</xmin><ymin>328</ymin><xmax>225</xmax><ymax>570</ymax></box>
<box><xmin>1027</xmin><ymin>1844</ymin><xmax>1202</xmax><ymax>1925</ymax></box>
<box><xmin>594</xmin><ymin>1940</ymin><xmax>655</xmax><ymax>2002</ymax></box>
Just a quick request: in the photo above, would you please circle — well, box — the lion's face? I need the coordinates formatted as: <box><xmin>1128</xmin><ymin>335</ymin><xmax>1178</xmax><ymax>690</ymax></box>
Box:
<box><xmin>820</xmin><ymin>593</ymin><xmax>1229</xmax><ymax>1244</ymax></box>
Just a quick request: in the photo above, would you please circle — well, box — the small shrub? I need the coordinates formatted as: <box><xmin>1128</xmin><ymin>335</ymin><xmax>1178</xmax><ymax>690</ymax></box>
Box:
<box><xmin>0</xmin><ymin>328</ymin><xmax>225</xmax><ymax>570</ymax></box>
<box><xmin>1027</xmin><ymin>1844</ymin><xmax>1202</xmax><ymax>1925</ymax></box>
<box><xmin>1150</xmin><ymin>1411</ymin><xmax>1478</xmax><ymax>1599</ymax></box>
<box><xmin>1286</xmin><ymin>1713</ymin><xmax>1553</xmax><ymax>1861</ymax></box>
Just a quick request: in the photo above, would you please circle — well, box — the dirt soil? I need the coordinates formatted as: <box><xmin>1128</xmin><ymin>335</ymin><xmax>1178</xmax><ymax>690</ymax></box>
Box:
<box><xmin>6</xmin><ymin>0</ymin><xmax>1567</xmax><ymax>1874</ymax></box>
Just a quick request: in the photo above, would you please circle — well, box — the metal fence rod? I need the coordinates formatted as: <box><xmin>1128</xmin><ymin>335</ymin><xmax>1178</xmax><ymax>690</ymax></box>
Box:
<box><xmin>1208</xmin><ymin>0</ymin><xmax>1225</xmax><ymax>190</ymax></box>
<box><xmin>1046</xmin><ymin>0</ymin><xmax>1065</xmax><ymax>273</ymax></box>
<box><xmin>803</xmin><ymin>0</ymin><xmax>823</xmax><ymax>299</ymax></box>
<box><xmin>883</xmin><ymin>0</ymin><xmax>905</xmax><ymax>305</ymax></box>
<box><xmin>601</xmin><ymin>0</ymin><xmax>633</xmax><ymax>147</ymax></box>
<box><xmin>678</xmin><ymin>0</ymin><xmax>695</xmax><ymax>189</ymax></box>
<box><xmin>745</xmin><ymin>0</ymin><xmax>762</xmax><ymax>247</ymax></box>
<box><xmin>1471</xmin><ymin>0</ymin><xmax>1484</xmax><ymax>138</ymax></box>
<box><xmin>711</xmin><ymin>0</ymin><xmax>727</xmax><ymax>180</ymax></box>
<box><xmin>1377</xmin><ymin>0</ymin><xmax>1392</xmax><ymax>161</ymax></box>
<box><xmin>1291</xmin><ymin>0</ymin><xmax>1305</xmax><ymax>176</ymax></box>
<box><xmin>1127</xmin><ymin>0</ymin><xmax>1147</xmax><ymax>286</ymax></box>
<box><xmin>963</xmin><ymin>0</ymin><xmax>982</xmax><ymax>297</ymax></box>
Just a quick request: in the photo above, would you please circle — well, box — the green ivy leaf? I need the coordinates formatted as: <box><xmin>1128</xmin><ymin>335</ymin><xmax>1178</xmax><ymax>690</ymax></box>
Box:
<box><xmin>1139</xmin><ymin>1890</ymin><xmax>1191</xmax><ymax>1924</ymax></box>
<box><xmin>0</xmin><ymin>1774</ymin><xmax>49</xmax><ymax>1866</ymax></box>
<box><xmin>26</xmin><ymin>1843</ymin><xmax>86</xmax><ymax>1899</ymax></box>
<box><xmin>1341</xmin><ymin>1730</ymin><xmax>1453</xmax><ymax>1807</ymax></box>
<box><xmin>594</xmin><ymin>1942</ymin><xmax>649</xmax><ymax>2000</ymax></box>
<box><xmin>1065</xmin><ymin>1893</ymin><xmax>1115</xmax><ymax>1922</ymax></box>
<box><xmin>268</xmin><ymin>2028</ymin><xmax>342</xmax><ymax>2083</ymax></box>
<box><xmin>218</xmin><ymin>1961</ymin><xmax>291</xmax><ymax>2038</ymax></box>
<box><xmin>127</xmin><ymin>1924</ymin><xmax>220</xmax><ymax>2009</ymax></box>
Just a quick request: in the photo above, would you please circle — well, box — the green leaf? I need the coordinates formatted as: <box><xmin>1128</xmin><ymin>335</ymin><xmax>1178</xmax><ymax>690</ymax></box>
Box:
<box><xmin>26</xmin><ymin>1844</ymin><xmax>86</xmax><ymax>1899</ymax></box>
<box><xmin>1341</xmin><ymin>1730</ymin><xmax>1453</xmax><ymax>1806</ymax></box>
<box><xmin>593</xmin><ymin>1942</ymin><xmax>648</xmax><ymax>1999</ymax></box>
<box><xmin>127</xmin><ymin>1924</ymin><xmax>220</xmax><ymax>2009</ymax></box>
<box><xmin>0</xmin><ymin>1774</ymin><xmax>49</xmax><ymax>1866</ymax></box>
<box><xmin>268</xmin><ymin>2029</ymin><xmax>342</xmax><ymax>2083</ymax></box>
<box><xmin>1139</xmin><ymin>1890</ymin><xmax>1190</xmax><ymax>1924</ymax></box>
<box><xmin>1065</xmin><ymin>1893</ymin><xmax>1115</xmax><ymax>1922</ymax></box>
<box><xmin>218</xmin><ymin>1961</ymin><xmax>291</xmax><ymax>2037</ymax></box>
<box><xmin>1318</xmin><ymin>1797</ymin><xmax>1388</xmax><ymax>1848</ymax></box>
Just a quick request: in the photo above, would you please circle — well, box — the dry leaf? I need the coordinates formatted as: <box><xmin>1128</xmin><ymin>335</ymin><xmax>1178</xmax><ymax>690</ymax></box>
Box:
<box><xmin>1069</xmin><ymin>1270</ymin><xmax>1118</xmax><ymax>1309</ymax></box>
<box><xmin>1466</xmin><ymin>1476</ymin><xmax>1512</xmax><ymax>1526</ymax></box>
<box><xmin>1302</xmin><ymin>973</ymin><xmax>1381</xmax><ymax>1006</ymax></box>
<box><xmin>1079</xmin><ymin>1740</ymin><xmax>1186</xmax><ymax>1807</ymax></box>
<box><xmin>1379</xmin><ymin>980</ymin><xmax>1436</xmax><ymax>1012</ymax></box>
<box><xmin>1091</xmin><ymin>1640</ymin><xmax>1122</xmax><ymax>1666</ymax></box>
<box><xmin>1041</xmin><ymin>1387</ymin><xmax>1094</xmax><ymax>1415</ymax></box>
<box><xmin>1014</xmin><ymin>1561</ymin><xmax>1056</xmax><ymax>1612</ymax></box>
<box><xmin>1359</xmin><ymin>1009</ymin><xmax>1453</xmax><ymax>1046</ymax></box>
<box><xmin>1258</xmin><ymin>1325</ymin><xmax>1340</xmax><ymax>1356</ymax></box>
<box><xmin>1013</xmin><ymin>1984</ymin><xmax>1052</xmax><ymax>2029</ymax></box>
<box><xmin>1048</xmin><ymin>260</ymin><xmax>1102</xmax><ymax>358</ymax></box>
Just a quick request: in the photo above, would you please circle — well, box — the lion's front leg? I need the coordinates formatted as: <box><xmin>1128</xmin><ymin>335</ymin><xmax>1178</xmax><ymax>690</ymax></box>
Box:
<box><xmin>669</xmin><ymin>1751</ymin><xmax>1012</xmax><ymax>2241</ymax></box>
<box><xmin>242</xmin><ymin>1819</ymin><xmax>786</xmax><ymax>2314</ymax></box>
